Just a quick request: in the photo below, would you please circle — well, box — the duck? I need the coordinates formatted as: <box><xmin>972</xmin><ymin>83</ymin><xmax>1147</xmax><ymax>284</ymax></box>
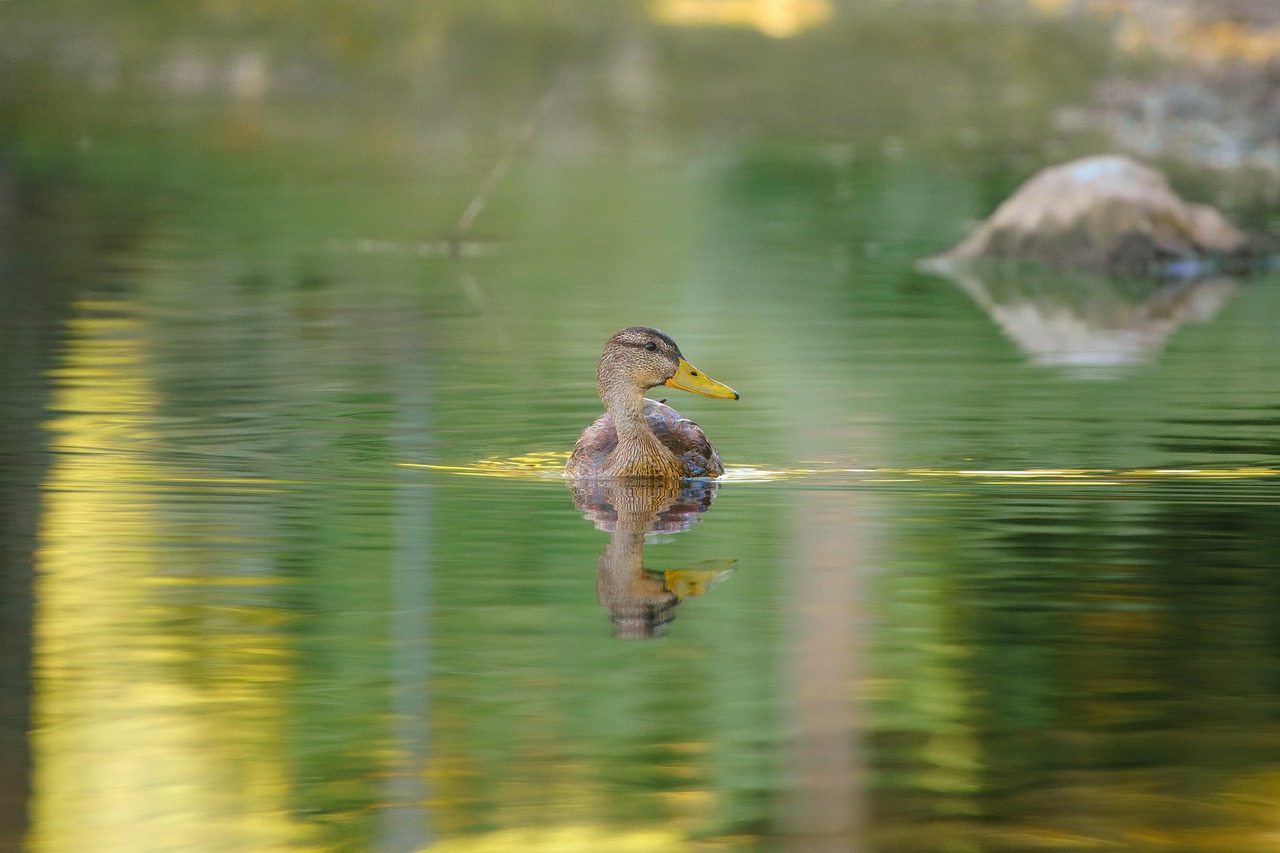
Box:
<box><xmin>566</xmin><ymin>326</ymin><xmax>739</xmax><ymax>479</ymax></box>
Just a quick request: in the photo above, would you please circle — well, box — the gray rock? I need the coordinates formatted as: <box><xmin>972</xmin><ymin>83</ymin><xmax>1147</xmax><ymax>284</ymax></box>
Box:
<box><xmin>928</xmin><ymin>155</ymin><xmax>1252</xmax><ymax>276</ymax></box>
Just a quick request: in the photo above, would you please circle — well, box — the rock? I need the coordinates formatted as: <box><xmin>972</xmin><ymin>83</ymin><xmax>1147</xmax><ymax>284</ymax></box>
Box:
<box><xmin>928</xmin><ymin>155</ymin><xmax>1254</xmax><ymax>276</ymax></box>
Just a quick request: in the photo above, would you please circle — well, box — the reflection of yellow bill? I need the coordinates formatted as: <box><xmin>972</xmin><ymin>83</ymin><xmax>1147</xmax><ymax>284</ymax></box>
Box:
<box><xmin>664</xmin><ymin>358</ymin><xmax>739</xmax><ymax>400</ymax></box>
<box><xmin>662</xmin><ymin>560</ymin><xmax>737</xmax><ymax>599</ymax></box>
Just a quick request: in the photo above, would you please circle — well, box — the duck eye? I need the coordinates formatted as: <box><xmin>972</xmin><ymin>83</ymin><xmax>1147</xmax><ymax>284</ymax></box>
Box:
<box><xmin>644</xmin><ymin>341</ymin><xmax>658</xmax><ymax>351</ymax></box>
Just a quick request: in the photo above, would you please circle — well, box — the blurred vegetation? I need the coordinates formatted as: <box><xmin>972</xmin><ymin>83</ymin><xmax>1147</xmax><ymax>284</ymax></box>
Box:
<box><xmin>0</xmin><ymin>1</ymin><xmax>1115</xmax><ymax>177</ymax></box>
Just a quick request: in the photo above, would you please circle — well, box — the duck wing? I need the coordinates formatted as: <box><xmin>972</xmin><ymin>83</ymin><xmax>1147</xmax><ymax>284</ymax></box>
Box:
<box><xmin>642</xmin><ymin>398</ymin><xmax>724</xmax><ymax>478</ymax></box>
<box><xmin>566</xmin><ymin>411</ymin><xmax>620</xmax><ymax>475</ymax></box>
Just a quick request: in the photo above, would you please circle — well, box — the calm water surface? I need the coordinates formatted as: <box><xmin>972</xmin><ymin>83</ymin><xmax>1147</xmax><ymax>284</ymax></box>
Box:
<box><xmin>11</xmin><ymin>169</ymin><xmax>1280</xmax><ymax>852</ymax></box>
<box><xmin>4</xmin><ymin>5</ymin><xmax>1280</xmax><ymax>853</ymax></box>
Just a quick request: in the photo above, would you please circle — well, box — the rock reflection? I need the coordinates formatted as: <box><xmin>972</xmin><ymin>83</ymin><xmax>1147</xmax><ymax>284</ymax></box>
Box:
<box><xmin>922</xmin><ymin>259</ymin><xmax>1239</xmax><ymax>372</ymax></box>
<box><xmin>570</xmin><ymin>480</ymin><xmax>732</xmax><ymax>638</ymax></box>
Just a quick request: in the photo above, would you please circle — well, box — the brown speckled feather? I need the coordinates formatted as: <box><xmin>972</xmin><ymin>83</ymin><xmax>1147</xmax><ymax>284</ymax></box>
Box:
<box><xmin>567</xmin><ymin>398</ymin><xmax>724</xmax><ymax>478</ymax></box>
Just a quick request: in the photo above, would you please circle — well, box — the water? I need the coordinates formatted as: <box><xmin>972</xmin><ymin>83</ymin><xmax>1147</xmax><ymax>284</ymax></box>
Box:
<box><xmin>4</xmin><ymin>4</ymin><xmax>1280</xmax><ymax>852</ymax></box>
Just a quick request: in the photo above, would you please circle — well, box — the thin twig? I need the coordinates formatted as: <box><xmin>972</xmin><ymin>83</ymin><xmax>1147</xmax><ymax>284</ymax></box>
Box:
<box><xmin>447</xmin><ymin>88</ymin><xmax>557</xmax><ymax>257</ymax></box>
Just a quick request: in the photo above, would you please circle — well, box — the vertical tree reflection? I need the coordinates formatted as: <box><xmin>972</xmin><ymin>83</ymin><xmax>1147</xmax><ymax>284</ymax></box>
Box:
<box><xmin>783</xmin><ymin>489</ymin><xmax>873</xmax><ymax>852</ymax></box>
<box><xmin>0</xmin><ymin>162</ymin><xmax>97</xmax><ymax>853</ymax></box>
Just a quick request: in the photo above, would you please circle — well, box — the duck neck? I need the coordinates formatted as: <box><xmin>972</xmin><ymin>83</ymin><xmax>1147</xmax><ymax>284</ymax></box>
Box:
<box><xmin>604</xmin><ymin>383</ymin><xmax>652</xmax><ymax>443</ymax></box>
<box><xmin>600</xmin><ymin>380</ymin><xmax>679</xmax><ymax>476</ymax></box>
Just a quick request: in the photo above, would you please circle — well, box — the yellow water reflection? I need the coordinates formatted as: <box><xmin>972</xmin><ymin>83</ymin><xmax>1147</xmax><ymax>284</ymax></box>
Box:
<box><xmin>424</xmin><ymin>824</ymin><xmax>686</xmax><ymax>853</ymax></box>
<box><xmin>403</xmin><ymin>454</ymin><xmax>790</xmax><ymax>482</ymax></box>
<box><xmin>32</xmin><ymin>302</ymin><xmax>315</xmax><ymax>853</ymax></box>
<box><xmin>411</xmin><ymin>455</ymin><xmax>1280</xmax><ymax>486</ymax></box>
<box><xmin>648</xmin><ymin>0</ymin><xmax>831</xmax><ymax>38</ymax></box>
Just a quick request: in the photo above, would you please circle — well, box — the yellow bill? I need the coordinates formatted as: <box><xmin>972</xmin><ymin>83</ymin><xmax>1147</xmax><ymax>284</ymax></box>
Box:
<box><xmin>663</xmin><ymin>560</ymin><xmax>738</xmax><ymax>599</ymax></box>
<box><xmin>664</xmin><ymin>357</ymin><xmax>739</xmax><ymax>400</ymax></box>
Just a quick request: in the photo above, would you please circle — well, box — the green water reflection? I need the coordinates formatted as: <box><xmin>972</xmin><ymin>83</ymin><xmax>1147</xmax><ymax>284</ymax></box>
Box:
<box><xmin>4</xmin><ymin>2</ymin><xmax>1280</xmax><ymax>852</ymax></box>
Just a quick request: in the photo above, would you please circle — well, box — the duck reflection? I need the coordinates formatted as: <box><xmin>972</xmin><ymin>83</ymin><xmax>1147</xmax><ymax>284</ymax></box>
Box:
<box><xmin>571</xmin><ymin>479</ymin><xmax>733</xmax><ymax>638</ymax></box>
<box><xmin>922</xmin><ymin>259</ymin><xmax>1239</xmax><ymax>371</ymax></box>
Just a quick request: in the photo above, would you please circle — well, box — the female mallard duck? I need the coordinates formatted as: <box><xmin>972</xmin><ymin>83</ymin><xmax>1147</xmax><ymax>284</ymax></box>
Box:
<box><xmin>566</xmin><ymin>327</ymin><xmax>739</xmax><ymax>479</ymax></box>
